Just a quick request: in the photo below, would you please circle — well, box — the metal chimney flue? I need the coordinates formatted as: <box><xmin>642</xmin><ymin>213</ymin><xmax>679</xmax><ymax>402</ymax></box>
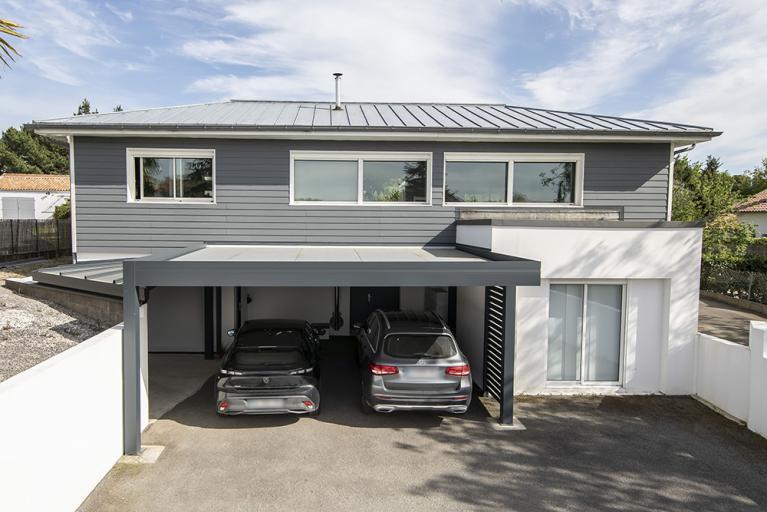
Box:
<box><xmin>333</xmin><ymin>73</ymin><xmax>343</xmax><ymax>110</ymax></box>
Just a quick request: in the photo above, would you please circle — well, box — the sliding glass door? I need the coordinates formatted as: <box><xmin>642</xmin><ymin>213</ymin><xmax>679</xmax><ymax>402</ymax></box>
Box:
<box><xmin>547</xmin><ymin>283</ymin><xmax>624</xmax><ymax>384</ymax></box>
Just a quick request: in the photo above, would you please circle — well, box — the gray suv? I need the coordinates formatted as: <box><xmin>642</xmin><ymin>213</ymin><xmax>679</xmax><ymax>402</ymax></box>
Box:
<box><xmin>356</xmin><ymin>310</ymin><xmax>472</xmax><ymax>414</ymax></box>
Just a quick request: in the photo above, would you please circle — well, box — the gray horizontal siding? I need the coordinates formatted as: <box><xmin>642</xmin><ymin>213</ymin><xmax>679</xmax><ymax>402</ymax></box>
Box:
<box><xmin>73</xmin><ymin>138</ymin><xmax>670</xmax><ymax>256</ymax></box>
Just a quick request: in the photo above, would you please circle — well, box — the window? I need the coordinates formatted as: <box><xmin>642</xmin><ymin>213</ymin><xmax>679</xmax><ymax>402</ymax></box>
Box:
<box><xmin>294</xmin><ymin>160</ymin><xmax>358</xmax><ymax>202</ymax></box>
<box><xmin>547</xmin><ymin>283</ymin><xmax>624</xmax><ymax>384</ymax></box>
<box><xmin>290</xmin><ymin>151</ymin><xmax>431</xmax><ymax>205</ymax></box>
<box><xmin>384</xmin><ymin>334</ymin><xmax>457</xmax><ymax>359</ymax></box>
<box><xmin>444</xmin><ymin>153</ymin><xmax>583</xmax><ymax>206</ymax></box>
<box><xmin>127</xmin><ymin>149</ymin><xmax>215</xmax><ymax>203</ymax></box>
<box><xmin>444</xmin><ymin>162</ymin><xmax>507</xmax><ymax>203</ymax></box>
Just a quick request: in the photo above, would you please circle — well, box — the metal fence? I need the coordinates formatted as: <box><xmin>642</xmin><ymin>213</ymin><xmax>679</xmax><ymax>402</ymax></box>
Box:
<box><xmin>701</xmin><ymin>266</ymin><xmax>767</xmax><ymax>305</ymax></box>
<box><xmin>0</xmin><ymin>219</ymin><xmax>72</xmax><ymax>261</ymax></box>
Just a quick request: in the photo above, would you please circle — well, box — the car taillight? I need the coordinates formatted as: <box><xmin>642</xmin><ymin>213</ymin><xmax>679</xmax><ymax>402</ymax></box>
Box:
<box><xmin>218</xmin><ymin>400</ymin><xmax>230</xmax><ymax>412</ymax></box>
<box><xmin>369</xmin><ymin>363</ymin><xmax>398</xmax><ymax>375</ymax></box>
<box><xmin>303</xmin><ymin>400</ymin><xmax>314</xmax><ymax>409</ymax></box>
<box><xmin>445</xmin><ymin>364</ymin><xmax>470</xmax><ymax>376</ymax></box>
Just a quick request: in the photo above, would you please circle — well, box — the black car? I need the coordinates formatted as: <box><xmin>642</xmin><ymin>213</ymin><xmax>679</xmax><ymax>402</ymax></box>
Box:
<box><xmin>216</xmin><ymin>319</ymin><xmax>322</xmax><ymax>415</ymax></box>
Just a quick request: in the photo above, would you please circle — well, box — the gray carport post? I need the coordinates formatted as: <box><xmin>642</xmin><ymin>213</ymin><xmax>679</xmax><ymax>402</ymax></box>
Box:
<box><xmin>122</xmin><ymin>245</ymin><xmax>540</xmax><ymax>455</ymax></box>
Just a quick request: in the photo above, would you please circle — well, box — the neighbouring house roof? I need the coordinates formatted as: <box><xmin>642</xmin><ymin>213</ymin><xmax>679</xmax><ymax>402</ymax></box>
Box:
<box><xmin>735</xmin><ymin>189</ymin><xmax>767</xmax><ymax>213</ymax></box>
<box><xmin>26</xmin><ymin>100</ymin><xmax>720</xmax><ymax>143</ymax></box>
<box><xmin>0</xmin><ymin>172</ymin><xmax>70</xmax><ymax>192</ymax></box>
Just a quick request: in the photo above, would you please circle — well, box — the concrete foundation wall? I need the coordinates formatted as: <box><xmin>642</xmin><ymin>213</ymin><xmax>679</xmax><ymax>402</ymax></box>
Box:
<box><xmin>5</xmin><ymin>277</ymin><xmax>122</xmax><ymax>327</ymax></box>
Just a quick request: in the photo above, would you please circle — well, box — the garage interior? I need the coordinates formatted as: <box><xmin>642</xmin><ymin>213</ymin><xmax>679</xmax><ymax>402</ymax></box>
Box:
<box><xmin>32</xmin><ymin>243</ymin><xmax>541</xmax><ymax>455</ymax></box>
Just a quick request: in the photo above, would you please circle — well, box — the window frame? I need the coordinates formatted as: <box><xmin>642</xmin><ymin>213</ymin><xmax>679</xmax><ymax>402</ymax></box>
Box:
<box><xmin>289</xmin><ymin>150</ymin><xmax>433</xmax><ymax>206</ymax></box>
<box><xmin>545</xmin><ymin>280</ymin><xmax>627</xmax><ymax>388</ymax></box>
<box><xmin>442</xmin><ymin>152</ymin><xmax>585</xmax><ymax>207</ymax></box>
<box><xmin>125</xmin><ymin>148</ymin><xmax>216</xmax><ymax>204</ymax></box>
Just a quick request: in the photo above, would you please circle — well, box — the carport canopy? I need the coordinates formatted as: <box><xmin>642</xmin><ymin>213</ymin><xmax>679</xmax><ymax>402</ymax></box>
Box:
<box><xmin>122</xmin><ymin>243</ymin><xmax>541</xmax><ymax>454</ymax></box>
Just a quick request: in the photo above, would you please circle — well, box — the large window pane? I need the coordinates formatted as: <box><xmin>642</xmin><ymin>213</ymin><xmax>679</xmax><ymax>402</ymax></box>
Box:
<box><xmin>175</xmin><ymin>158</ymin><xmax>213</xmax><ymax>199</ymax></box>
<box><xmin>294</xmin><ymin>160</ymin><xmax>358</xmax><ymax>202</ymax></box>
<box><xmin>547</xmin><ymin>284</ymin><xmax>583</xmax><ymax>381</ymax></box>
<box><xmin>584</xmin><ymin>285</ymin><xmax>622</xmax><ymax>382</ymax></box>
<box><xmin>363</xmin><ymin>161</ymin><xmax>426</xmax><ymax>202</ymax></box>
<box><xmin>445</xmin><ymin>162</ymin><xmax>507</xmax><ymax>203</ymax></box>
<box><xmin>513</xmin><ymin>162</ymin><xmax>575</xmax><ymax>203</ymax></box>
<box><xmin>142</xmin><ymin>157</ymin><xmax>173</xmax><ymax>198</ymax></box>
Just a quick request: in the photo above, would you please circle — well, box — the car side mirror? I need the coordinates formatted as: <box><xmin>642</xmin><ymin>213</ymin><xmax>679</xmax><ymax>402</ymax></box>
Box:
<box><xmin>227</xmin><ymin>329</ymin><xmax>236</xmax><ymax>337</ymax></box>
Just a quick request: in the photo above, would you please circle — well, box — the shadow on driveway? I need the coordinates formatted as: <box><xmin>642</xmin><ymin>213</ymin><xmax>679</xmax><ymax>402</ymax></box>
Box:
<box><xmin>80</xmin><ymin>338</ymin><xmax>767</xmax><ymax>512</ymax></box>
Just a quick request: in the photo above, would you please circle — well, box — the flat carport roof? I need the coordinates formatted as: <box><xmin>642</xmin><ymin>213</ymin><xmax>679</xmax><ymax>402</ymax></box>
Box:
<box><xmin>122</xmin><ymin>243</ymin><xmax>541</xmax><ymax>454</ymax></box>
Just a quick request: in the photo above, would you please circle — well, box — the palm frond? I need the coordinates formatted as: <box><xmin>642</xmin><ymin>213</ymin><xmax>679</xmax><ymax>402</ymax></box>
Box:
<box><xmin>0</xmin><ymin>19</ymin><xmax>27</xmax><ymax>68</ymax></box>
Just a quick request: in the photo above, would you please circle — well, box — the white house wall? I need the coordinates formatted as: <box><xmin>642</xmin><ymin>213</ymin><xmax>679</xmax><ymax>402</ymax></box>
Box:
<box><xmin>736</xmin><ymin>212</ymin><xmax>767</xmax><ymax>237</ymax></box>
<box><xmin>0</xmin><ymin>191</ymin><xmax>68</xmax><ymax>219</ymax></box>
<box><xmin>457</xmin><ymin>224</ymin><xmax>703</xmax><ymax>395</ymax></box>
<box><xmin>456</xmin><ymin>286</ymin><xmax>486</xmax><ymax>388</ymax></box>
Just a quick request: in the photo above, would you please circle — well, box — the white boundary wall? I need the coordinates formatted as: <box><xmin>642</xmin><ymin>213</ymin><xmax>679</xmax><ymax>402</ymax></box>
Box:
<box><xmin>695</xmin><ymin>322</ymin><xmax>767</xmax><ymax>439</ymax></box>
<box><xmin>0</xmin><ymin>325</ymin><xmax>124</xmax><ymax>512</ymax></box>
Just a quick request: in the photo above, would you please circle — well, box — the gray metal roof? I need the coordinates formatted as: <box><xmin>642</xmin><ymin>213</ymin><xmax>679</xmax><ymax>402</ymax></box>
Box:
<box><xmin>33</xmin><ymin>259</ymin><xmax>124</xmax><ymax>297</ymax></box>
<box><xmin>28</xmin><ymin>100</ymin><xmax>718</xmax><ymax>139</ymax></box>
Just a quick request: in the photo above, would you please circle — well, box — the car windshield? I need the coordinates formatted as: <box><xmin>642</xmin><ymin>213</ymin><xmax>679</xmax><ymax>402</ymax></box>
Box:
<box><xmin>236</xmin><ymin>328</ymin><xmax>304</xmax><ymax>349</ymax></box>
<box><xmin>384</xmin><ymin>334</ymin><xmax>457</xmax><ymax>359</ymax></box>
<box><xmin>227</xmin><ymin>328</ymin><xmax>309</xmax><ymax>370</ymax></box>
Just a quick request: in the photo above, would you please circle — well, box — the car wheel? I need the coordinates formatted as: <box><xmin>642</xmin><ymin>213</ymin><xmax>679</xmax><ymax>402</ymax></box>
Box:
<box><xmin>360</xmin><ymin>394</ymin><xmax>374</xmax><ymax>414</ymax></box>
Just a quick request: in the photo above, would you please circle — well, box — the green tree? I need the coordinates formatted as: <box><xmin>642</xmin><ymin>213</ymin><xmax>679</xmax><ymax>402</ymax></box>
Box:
<box><xmin>732</xmin><ymin>158</ymin><xmax>767</xmax><ymax>198</ymax></box>
<box><xmin>0</xmin><ymin>18</ymin><xmax>26</xmax><ymax>69</ymax></box>
<box><xmin>74</xmin><ymin>98</ymin><xmax>98</xmax><ymax>115</ymax></box>
<box><xmin>672</xmin><ymin>154</ymin><xmax>755</xmax><ymax>267</ymax></box>
<box><xmin>113</xmin><ymin>104</ymin><xmax>123</xmax><ymax>112</ymax></box>
<box><xmin>0</xmin><ymin>126</ymin><xmax>68</xmax><ymax>174</ymax></box>
<box><xmin>672</xmin><ymin>155</ymin><xmax>740</xmax><ymax>222</ymax></box>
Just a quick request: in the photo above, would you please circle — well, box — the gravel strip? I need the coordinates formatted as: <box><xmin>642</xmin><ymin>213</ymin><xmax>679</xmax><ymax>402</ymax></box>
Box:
<box><xmin>0</xmin><ymin>261</ymin><xmax>102</xmax><ymax>382</ymax></box>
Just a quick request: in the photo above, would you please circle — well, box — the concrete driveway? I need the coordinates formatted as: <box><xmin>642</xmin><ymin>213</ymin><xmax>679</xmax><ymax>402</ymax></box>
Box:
<box><xmin>80</xmin><ymin>339</ymin><xmax>767</xmax><ymax>512</ymax></box>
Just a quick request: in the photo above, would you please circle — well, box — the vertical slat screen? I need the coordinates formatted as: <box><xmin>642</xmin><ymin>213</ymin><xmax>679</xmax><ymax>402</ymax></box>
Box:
<box><xmin>483</xmin><ymin>285</ymin><xmax>506</xmax><ymax>402</ymax></box>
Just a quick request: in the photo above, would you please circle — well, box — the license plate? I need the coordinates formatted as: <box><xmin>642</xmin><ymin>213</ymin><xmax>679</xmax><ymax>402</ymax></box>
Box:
<box><xmin>247</xmin><ymin>398</ymin><xmax>284</xmax><ymax>409</ymax></box>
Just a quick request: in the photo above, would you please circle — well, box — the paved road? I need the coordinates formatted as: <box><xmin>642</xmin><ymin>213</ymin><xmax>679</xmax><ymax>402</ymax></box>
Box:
<box><xmin>80</xmin><ymin>339</ymin><xmax>767</xmax><ymax>512</ymax></box>
<box><xmin>699</xmin><ymin>297</ymin><xmax>767</xmax><ymax>345</ymax></box>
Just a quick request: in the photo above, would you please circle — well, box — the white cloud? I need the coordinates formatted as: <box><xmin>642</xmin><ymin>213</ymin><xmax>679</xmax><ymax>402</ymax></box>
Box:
<box><xmin>512</xmin><ymin>0</ymin><xmax>767</xmax><ymax>170</ymax></box>
<box><xmin>626</xmin><ymin>1</ymin><xmax>767</xmax><ymax>171</ymax></box>
<box><xmin>515</xmin><ymin>0</ymin><xmax>704</xmax><ymax>110</ymax></box>
<box><xmin>106</xmin><ymin>3</ymin><xmax>134</xmax><ymax>23</ymax></box>
<box><xmin>183</xmin><ymin>0</ymin><xmax>503</xmax><ymax>102</ymax></box>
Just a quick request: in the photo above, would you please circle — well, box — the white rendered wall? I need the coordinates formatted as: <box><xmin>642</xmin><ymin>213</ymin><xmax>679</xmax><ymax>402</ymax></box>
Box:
<box><xmin>0</xmin><ymin>325</ymin><xmax>123</xmax><ymax>512</ymax></box>
<box><xmin>148</xmin><ymin>287</ymin><xmax>204</xmax><ymax>352</ymax></box>
<box><xmin>736</xmin><ymin>212</ymin><xmax>767</xmax><ymax>237</ymax></box>
<box><xmin>748</xmin><ymin>322</ymin><xmax>767</xmax><ymax>438</ymax></box>
<box><xmin>695</xmin><ymin>333</ymin><xmax>751</xmax><ymax>421</ymax></box>
<box><xmin>456</xmin><ymin>286</ymin><xmax>486</xmax><ymax>388</ymax></box>
<box><xmin>0</xmin><ymin>191</ymin><xmax>68</xmax><ymax>219</ymax></box>
<box><xmin>245</xmin><ymin>287</ymin><xmax>352</xmax><ymax>336</ymax></box>
<box><xmin>693</xmin><ymin>323</ymin><xmax>767</xmax><ymax>439</ymax></box>
<box><xmin>457</xmin><ymin>224</ymin><xmax>702</xmax><ymax>395</ymax></box>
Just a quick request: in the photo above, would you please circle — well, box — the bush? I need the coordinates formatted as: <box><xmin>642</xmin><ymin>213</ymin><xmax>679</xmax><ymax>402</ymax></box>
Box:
<box><xmin>54</xmin><ymin>200</ymin><xmax>70</xmax><ymax>219</ymax></box>
<box><xmin>702</xmin><ymin>213</ymin><xmax>755</xmax><ymax>267</ymax></box>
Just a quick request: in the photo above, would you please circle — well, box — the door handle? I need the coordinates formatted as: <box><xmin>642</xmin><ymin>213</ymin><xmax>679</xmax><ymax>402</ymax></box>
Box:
<box><xmin>367</xmin><ymin>293</ymin><xmax>372</xmax><ymax>303</ymax></box>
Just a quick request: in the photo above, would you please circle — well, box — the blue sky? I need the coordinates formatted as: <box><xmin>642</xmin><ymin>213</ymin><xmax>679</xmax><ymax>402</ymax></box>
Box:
<box><xmin>0</xmin><ymin>0</ymin><xmax>765</xmax><ymax>171</ymax></box>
